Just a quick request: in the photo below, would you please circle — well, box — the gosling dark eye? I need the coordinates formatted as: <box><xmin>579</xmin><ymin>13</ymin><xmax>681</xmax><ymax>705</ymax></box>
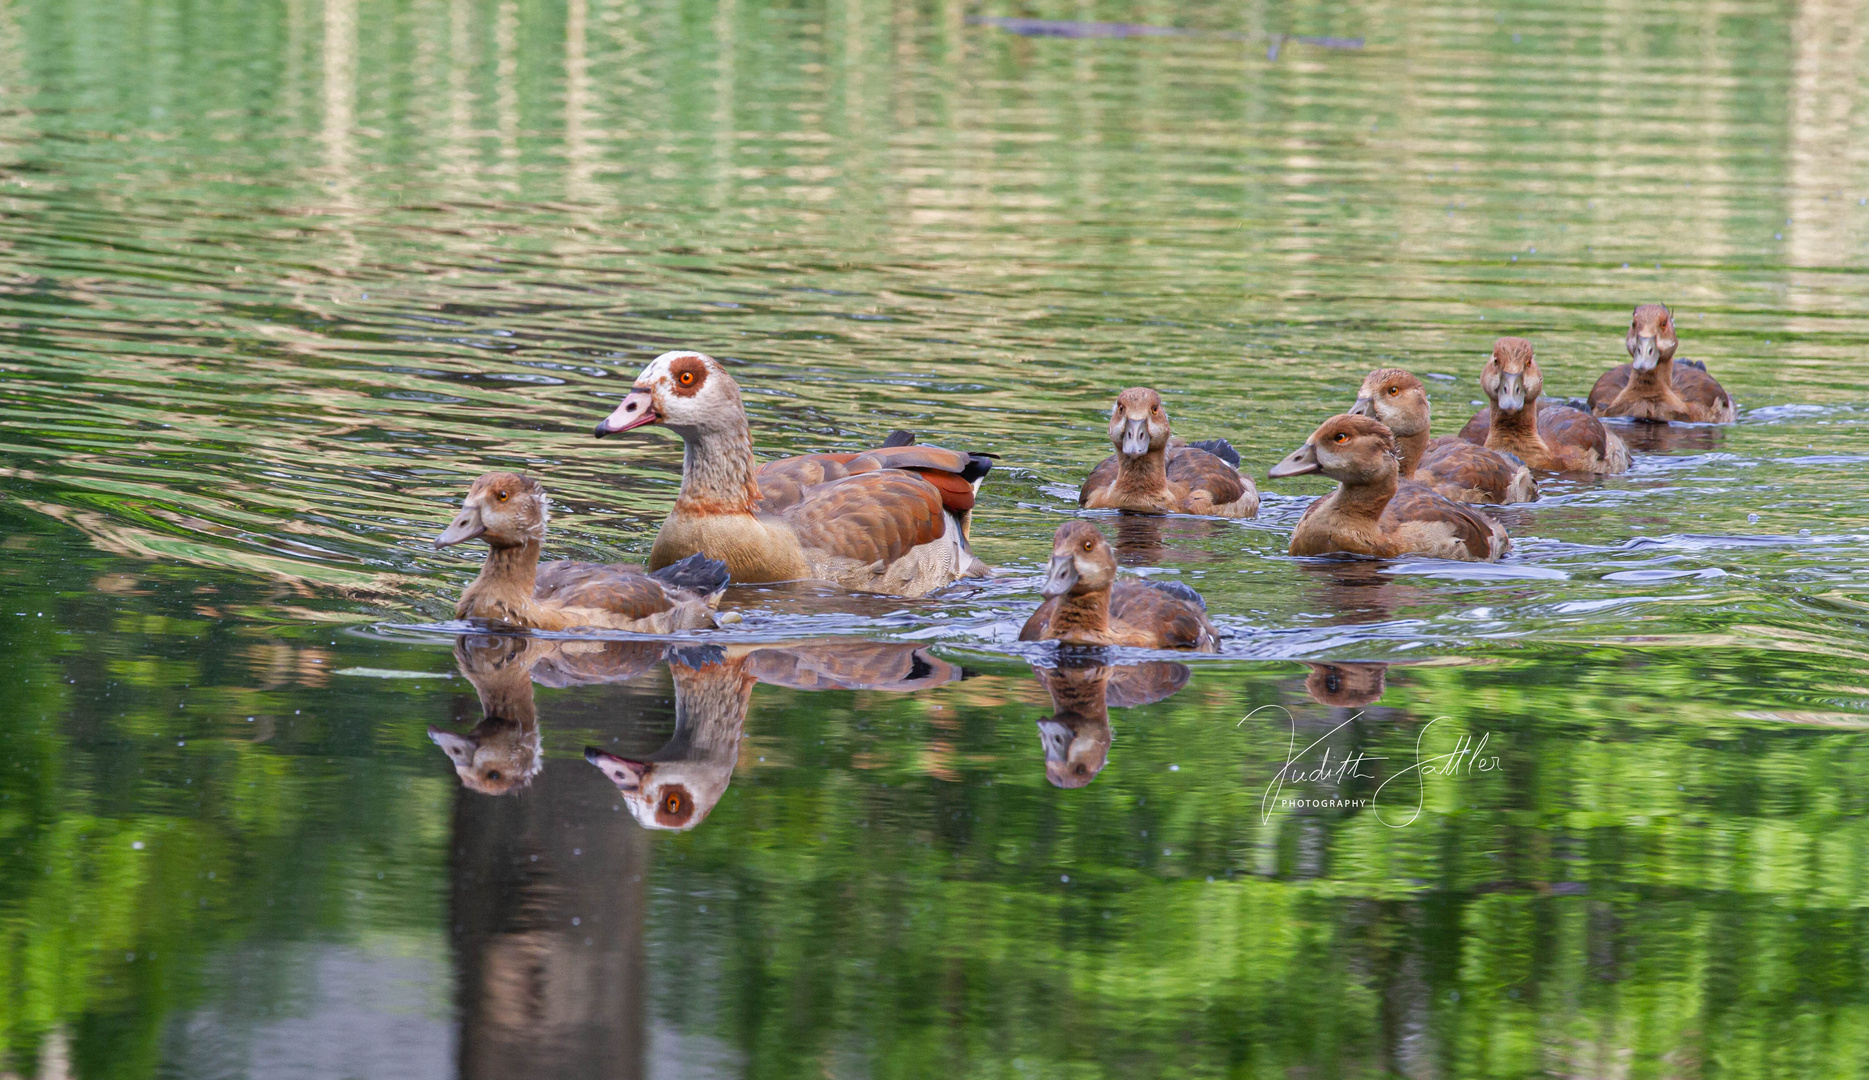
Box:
<box><xmin>495</xmin><ymin>491</ymin><xmax>508</xmax><ymax>502</ymax></box>
<box><xmin>1082</xmin><ymin>541</ymin><xmax>1094</xmax><ymax>551</ymax></box>
<box><xmin>1334</xmin><ymin>433</ymin><xmax>1350</xmax><ymax>444</ymax></box>
<box><xmin>1387</xmin><ymin>386</ymin><xmax>1400</xmax><ymax>396</ymax></box>
<box><xmin>485</xmin><ymin>770</ymin><xmax>502</xmax><ymax>781</ymax></box>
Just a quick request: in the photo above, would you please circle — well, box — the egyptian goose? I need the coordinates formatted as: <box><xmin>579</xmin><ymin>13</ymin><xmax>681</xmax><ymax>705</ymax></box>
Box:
<box><xmin>593</xmin><ymin>351</ymin><xmax>992</xmax><ymax>597</ymax></box>
<box><xmin>1019</xmin><ymin>521</ymin><xmax>1220</xmax><ymax>650</ymax></box>
<box><xmin>1078</xmin><ymin>387</ymin><xmax>1259</xmax><ymax>516</ymax></box>
<box><xmin>434</xmin><ymin>471</ymin><xmax>728</xmax><ymax>632</ymax></box>
<box><xmin>1268</xmin><ymin>414</ymin><xmax>1511</xmax><ymax>561</ymax></box>
<box><xmin>1455</xmin><ymin>338</ymin><xmax>1631</xmax><ymax>474</ymax></box>
<box><xmin>1348</xmin><ymin>368</ymin><xmax>1538</xmax><ymax>504</ymax></box>
<box><xmin>586</xmin><ymin>641</ymin><xmax>961</xmax><ymax>830</ymax></box>
<box><xmin>1587</xmin><ymin>304</ymin><xmax>1736</xmax><ymax>423</ymax></box>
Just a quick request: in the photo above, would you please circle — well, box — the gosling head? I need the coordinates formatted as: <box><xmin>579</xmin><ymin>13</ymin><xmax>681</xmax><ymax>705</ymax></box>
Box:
<box><xmin>1479</xmin><ymin>337</ymin><xmax>1543</xmax><ymax>414</ymax></box>
<box><xmin>1626</xmin><ymin>304</ymin><xmax>1678</xmax><ymax>373</ymax></box>
<box><xmin>1107</xmin><ymin>387</ymin><xmax>1173</xmax><ymax>458</ymax></box>
<box><xmin>434</xmin><ymin>472</ymin><xmax>548</xmax><ymax>550</ymax></box>
<box><xmin>1268</xmin><ymin>414</ymin><xmax>1399</xmax><ymax>486</ymax></box>
<box><xmin>1348</xmin><ymin>368</ymin><xmax>1432</xmax><ymax>438</ymax></box>
<box><xmin>1041</xmin><ymin>520</ymin><xmax>1118</xmax><ymax>599</ymax></box>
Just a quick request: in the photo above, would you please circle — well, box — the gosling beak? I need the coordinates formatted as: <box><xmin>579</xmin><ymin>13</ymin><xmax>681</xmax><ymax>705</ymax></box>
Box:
<box><xmin>1347</xmin><ymin>396</ymin><xmax>1374</xmax><ymax>418</ymax></box>
<box><xmin>585</xmin><ymin>747</ymin><xmax>647</xmax><ymax>791</ymax></box>
<box><xmin>428</xmin><ymin>727</ymin><xmax>479</xmax><ymax>767</ymax></box>
<box><xmin>594</xmin><ymin>387</ymin><xmax>659</xmax><ymax>438</ymax></box>
<box><xmin>1119</xmin><ymin>417</ymin><xmax>1151</xmax><ymax>457</ymax></box>
<box><xmin>1041</xmin><ymin>555</ymin><xmax>1079</xmax><ymax>598</ymax></box>
<box><xmin>433</xmin><ymin>505</ymin><xmax>485</xmax><ymax>548</ymax></box>
<box><xmin>1630</xmin><ymin>335</ymin><xmax>1660</xmax><ymax>372</ymax></box>
<box><xmin>1493</xmin><ymin>372</ymin><xmax>1525</xmax><ymax>412</ymax></box>
<box><xmin>1268</xmin><ymin>441</ymin><xmax>1321</xmax><ymax>478</ymax></box>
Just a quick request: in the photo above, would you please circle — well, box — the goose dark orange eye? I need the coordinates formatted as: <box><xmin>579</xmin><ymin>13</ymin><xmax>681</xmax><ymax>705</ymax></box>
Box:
<box><xmin>495</xmin><ymin>491</ymin><xmax>509</xmax><ymax>502</ymax></box>
<box><xmin>1082</xmin><ymin>540</ymin><xmax>1094</xmax><ymax>551</ymax></box>
<box><xmin>1387</xmin><ymin>386</ymin><xmax>1400</xmax><ymax>396</ymax></box>
<box><xmin>678</xmin><ymin>371</ymin><xmax>695</xmax><ymax>386</ymax></box>
<box><xmin>663</xmin><ymin>793</ymin><xmax>682</xmax><ymax>813</ymax></box>
<box><xmin>1333</xmin><ymin>433</ymin><xmax>1350</xmax><ymax>444</ymax></box>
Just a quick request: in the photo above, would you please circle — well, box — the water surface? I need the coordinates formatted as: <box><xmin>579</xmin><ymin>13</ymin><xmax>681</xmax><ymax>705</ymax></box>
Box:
<box><xmin>4</xmin><ymin>0</ymin><xmax>1869</xmax><ymax>1076</ymax></box>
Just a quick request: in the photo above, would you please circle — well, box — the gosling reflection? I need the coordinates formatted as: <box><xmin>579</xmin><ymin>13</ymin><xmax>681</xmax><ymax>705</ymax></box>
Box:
<box><xmin>1304</xmin><ymin>661</ymin><xmax>1388</xmax><ymax>708</ymax></box>
<box><xmin>428</xmin><ymin>635</ymin><xmax>664</xmax><ymax>796</ymax></box>
<box><xmin>1034</xmin><ymin>655</ymin><xmax>1191</xmax><ymax>787</ymax></box>
<box><xmin>587</xmin><ymin>641</ymin><xmax>964</xmax><ymax>830</ymax></box>
<box><xmin>428</xmin><ymin>636</ymin><xmax>548</xmax><ymax>796</ymax></box>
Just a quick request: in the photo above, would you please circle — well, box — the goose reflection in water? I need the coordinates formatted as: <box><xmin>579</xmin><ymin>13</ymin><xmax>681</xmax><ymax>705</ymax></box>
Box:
<box><xmin>585</xmin><ymin>640</ymin><xmax>965</xmax><ymax>831</ymax></box>
<box><xmin>1034</xmin><ymin>654</ymin><xmax>1192</xmax><ymax>788</ymax></box>
<box><xmin>429</xmin><ymin>634</ymin><xmax>962</xmax><ymax>827</ymax></box>
<box><xmin>1304</xmin><ymin>661</ymin><xmax>1389</xmax><ymax>708</ymax></box>
<box><xmin>428</xmin><ymin>635</ymin><xmax>665</xmax><ymax>796</ymax></box>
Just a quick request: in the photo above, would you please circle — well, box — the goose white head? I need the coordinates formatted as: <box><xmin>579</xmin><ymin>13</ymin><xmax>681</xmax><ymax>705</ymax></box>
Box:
<box><xmin>594</xmin><ymin>351</ymin><xmax>745</xmax><ymax>439</ymax></box>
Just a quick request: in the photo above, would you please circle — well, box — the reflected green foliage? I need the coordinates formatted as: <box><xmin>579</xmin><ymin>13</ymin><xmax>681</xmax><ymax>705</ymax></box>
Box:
<box><xmin>661</xmin><ymin>654</ymin><xmax>1869</xmax><ymax>1077</ymax></box>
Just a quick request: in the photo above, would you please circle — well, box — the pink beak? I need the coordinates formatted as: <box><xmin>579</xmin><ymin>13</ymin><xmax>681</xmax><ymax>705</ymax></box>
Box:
<box><xmin>585</xmin><ymin>747</ymin><xmax>648</xmax><ymax>790</ymax></box>
<box><xmin>594</xmin><ymin>388</ymin><xmax>659</xmax><ymax>438</ymax></box>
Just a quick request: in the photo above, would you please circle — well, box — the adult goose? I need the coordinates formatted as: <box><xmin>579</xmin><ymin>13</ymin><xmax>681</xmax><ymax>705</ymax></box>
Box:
<box><xmin>1078</xmin><ymin>387</ymin><xmax>1259</xmax><ymax>517</ymax></box>
<box><xmin>435</xmin><ymin>471</ymin><xmax>728</xmax><ymax>632</ymax></box>
<box><xmin>1455</xmin><ymin>338</ymin><xmax>1631</xmax><ymax>474</ymax></box>
<box><xmin>1348</xmin><ymin>368</ymin><xmax>1537</xmax><ymax>504</ymax></box>
<box><xmin>594</xmin><ymin>351</ymin><xmax>992</xmax><ymax>597</ymax></box>
<box><xmin>1268</xmin><ymin>414</ymin><xmax>1511</xmax><ymax>561</ymax></box>
<box><xmin>1587</xmin><ymin>304</ymin><xmax>1736</xmax><ymax>423</ymax></box>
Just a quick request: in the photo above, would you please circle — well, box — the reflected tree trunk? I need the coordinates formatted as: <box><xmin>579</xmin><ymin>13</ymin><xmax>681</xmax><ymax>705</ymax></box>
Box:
<box><xmin>449</xmin><ymin>769</ymin><xmax>650</xmax><ymax>1080</ymax></box>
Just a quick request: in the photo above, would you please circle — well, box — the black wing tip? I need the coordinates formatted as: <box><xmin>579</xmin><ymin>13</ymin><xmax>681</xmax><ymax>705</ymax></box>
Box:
<box><xmin>650</xmin><ymin>552</ymin><xmax>732</xmax><ymax>596</ymax></box>
<box><xmin>1188</xmin><ymin>438</ymin><xmax>1241</xmax><ymax>468</ymax></box>
<box><xmin>962</xmin><ymin>453</ymin><xmax>993</xmax><ymax>483</ymax></box>
<box><xmin>881</xmin><ymin>429</ymin><xmax>917</xmax><ymax>447</ymax></box>
<box><xmin>1677</xmin><ymin>357</ymin><xmax>1707</xmax><ymax>371</ymax></box>
<box><xmin>1144</xmin><ymin>578</ymin><xmax>1207</xmax><ymax>610</ymax></box>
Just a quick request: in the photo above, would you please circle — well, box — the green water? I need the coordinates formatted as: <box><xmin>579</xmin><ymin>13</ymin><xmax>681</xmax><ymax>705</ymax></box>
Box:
<box><xmin>4</xmin><ymin>0</ymin><xmax>1869</xmax><ymax>1075</ymax></box>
